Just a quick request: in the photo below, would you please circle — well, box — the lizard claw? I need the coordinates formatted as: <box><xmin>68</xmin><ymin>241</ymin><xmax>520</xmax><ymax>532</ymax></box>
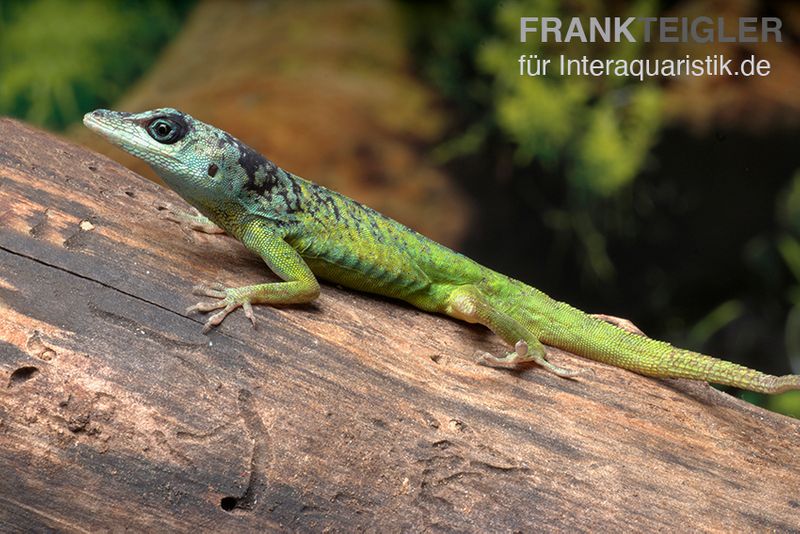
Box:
<box><xmin>242</xmin><ymin>301</ymin><xmax>256</xmax><ymax>327</ymax></box>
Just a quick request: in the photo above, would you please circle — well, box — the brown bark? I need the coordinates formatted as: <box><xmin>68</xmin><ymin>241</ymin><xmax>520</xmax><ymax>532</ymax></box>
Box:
<box><xmin>1</xmin><ymin>119</ymin><xmax>799</xmax><ymax>532</ymax></box>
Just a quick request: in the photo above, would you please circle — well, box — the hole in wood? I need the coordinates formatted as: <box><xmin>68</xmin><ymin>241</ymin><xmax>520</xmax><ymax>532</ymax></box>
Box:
<box><xmin>9</xmin><ymin>366</ymin><xmax>39</xmax><ymax>387</ymax></box>
<box><xmin>220</xmin><ymin>496</ymin><xmax>238</xmax><ymax>512</ymax></box>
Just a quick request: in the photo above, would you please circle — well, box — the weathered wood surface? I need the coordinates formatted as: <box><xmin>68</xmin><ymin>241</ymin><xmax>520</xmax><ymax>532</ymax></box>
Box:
<box><xmin>0</xmin><ymin>118</ymin><xmax>799</xmax><ymax>532</ymax></box>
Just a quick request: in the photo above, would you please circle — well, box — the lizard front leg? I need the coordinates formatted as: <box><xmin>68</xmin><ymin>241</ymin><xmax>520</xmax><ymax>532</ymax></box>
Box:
<box><xmin>187</xmin><ymin>223</ymin><xmax>320</xmax><ymax>332</ymax></box>
<box><xmin>157</xmin><ymin>202</ymin><xmax>226</xmax><ymax>234</ymax></box>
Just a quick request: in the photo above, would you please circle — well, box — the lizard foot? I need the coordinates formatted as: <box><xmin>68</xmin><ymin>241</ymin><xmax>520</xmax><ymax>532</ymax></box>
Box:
<box><xmin>156</xmin><ymin>202</ymin><xmax>225</xmax><ymax>235</ymax></box>
<box><xmin>591</xmin><ymin>314</ymin><xmax>646</xmax><ymax>336</ymax></box>
<box><xmin>186</xmin><ymin>283</ymin><xmax>256</xmax><ymax>333</ymax></box>
<box><xmin>476</xmin><ymin>340</ymin><xmax>584</xmax><ymax>378</ymax></box>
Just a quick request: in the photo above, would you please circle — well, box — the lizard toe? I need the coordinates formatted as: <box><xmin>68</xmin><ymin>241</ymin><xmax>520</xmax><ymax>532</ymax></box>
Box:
<box><xmin>242</xmin><ymin>301</ymin><xmax>257</xmax><ymax>328</ymax></box>
<box><xmin>202</xmin><ymin>303</ymin><xmax>241</xmax><ymax>333</ymax></box>
<box><xmin>186</xmin><ymin>299</ymin><xmax>228</xmax><ymax>314</ymax></box>
<box><xmin>475</xmin><ymin>349</ymin><xmax>529</xmax><ymax>368</ymax></box>
<box><xmin>191</xmin><ymin>283</ymin><xmax>228</xmax><ymax>299</ymax></box>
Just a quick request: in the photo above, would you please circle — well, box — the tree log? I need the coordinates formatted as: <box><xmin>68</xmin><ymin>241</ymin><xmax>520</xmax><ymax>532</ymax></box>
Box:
<box><xmin>1</xmin><ymin>119</ymin><xmax>799</xmax><ymax>532</ymax></box>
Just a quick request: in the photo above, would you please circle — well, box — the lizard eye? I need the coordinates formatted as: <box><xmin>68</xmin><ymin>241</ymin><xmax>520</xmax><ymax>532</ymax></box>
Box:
<box><xmin>147</xmin><ymin>117</ymin><xmax>184</xmax><ymax>144</ymax></box>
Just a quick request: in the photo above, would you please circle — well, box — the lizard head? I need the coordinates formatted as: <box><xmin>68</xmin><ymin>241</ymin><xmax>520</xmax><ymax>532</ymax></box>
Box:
<box><xmin>84</xmin><ymin>108</ymin><xmax>210</xmax><ymax>181</ymax></box>
<box><xmin>83</xmin><ymin>108</ymin><xmax>281</xmax><ymax>220</ymax></box>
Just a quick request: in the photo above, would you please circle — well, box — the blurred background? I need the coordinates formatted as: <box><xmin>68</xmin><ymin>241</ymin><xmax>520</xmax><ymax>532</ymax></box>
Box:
<box><xmin>1</xmin><ymin>0</ymin><xmax>799</xmax><ymax>416</ymax></box>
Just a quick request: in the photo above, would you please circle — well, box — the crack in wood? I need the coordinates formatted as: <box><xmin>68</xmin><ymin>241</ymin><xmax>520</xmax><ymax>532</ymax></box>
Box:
<box><xmin>0</xmin><ymin>495</ymin><xmax>93</xmax><ymax>534</ymax></box>
<box><xmin>0</xmin><ymin>242</ymin><xmax>184</xmax><ymax>320</ymax></box>
<box><xmin>222</xmin><ymin>388</ymin><xmax>271</xmax><ymax>513</ymax></box>
<box><xmin>0</xmin><ymin>241</ymin><xmax>261</xmax><ymax>349</ymax></box>
<box><xmin>175</xmin><ymin>421</ymin><xmax>233</xmax><ymax>442</ymax></box>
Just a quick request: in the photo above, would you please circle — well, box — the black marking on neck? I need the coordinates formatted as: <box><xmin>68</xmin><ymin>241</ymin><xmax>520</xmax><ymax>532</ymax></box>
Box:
<box><xmin>222</xmin><ymin>133</ymin><xmax>278</xmax><ymax>196</ymax></box>
<box><xmin>216</xmin><ymin>131</ymin><xmax>305</xmax><ymax>214</ymax></box>
<box><xmin>208</xmin><ymin>163</ymin><xmax>219</xmax><ymax>177</ymax></box>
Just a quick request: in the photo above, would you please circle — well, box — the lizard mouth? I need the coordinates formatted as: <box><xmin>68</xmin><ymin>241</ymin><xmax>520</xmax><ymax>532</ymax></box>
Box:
<box><xmin>82</xmin><ymin>110</ymin><xmax>122</xmax><ymax>140</ymax></box>
<box><xmin>82</xmin><ymin>110</ymin><xmax>105</xmax><ymax>129</ymax></box>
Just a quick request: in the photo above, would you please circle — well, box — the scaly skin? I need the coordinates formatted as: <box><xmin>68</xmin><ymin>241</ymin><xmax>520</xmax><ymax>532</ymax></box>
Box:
<box><xmin>83</xmin><ymin>108</ymin><xmax>800</xmax><ymax>394</ymax></box>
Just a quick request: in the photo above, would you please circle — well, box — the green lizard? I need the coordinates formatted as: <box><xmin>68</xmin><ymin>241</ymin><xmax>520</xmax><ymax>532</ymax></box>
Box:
<box><xmin>84</xmin><ymin>108</ymin><xmax>800</xmax><ymax>394</ymax></box>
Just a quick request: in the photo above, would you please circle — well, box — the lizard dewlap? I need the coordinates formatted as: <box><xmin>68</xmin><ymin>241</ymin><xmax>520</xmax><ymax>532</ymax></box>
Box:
<box><xmin>84</xmin><ymin>108</ymin><xmax>800</xmax><ymax>395</ymax></box>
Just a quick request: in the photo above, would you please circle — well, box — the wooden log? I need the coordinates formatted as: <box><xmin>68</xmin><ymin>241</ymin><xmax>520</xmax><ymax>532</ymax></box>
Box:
<box><xmin>0</xmin><ymin>118</ymin><xmax>798</xmax><ymax>531</ymax></box>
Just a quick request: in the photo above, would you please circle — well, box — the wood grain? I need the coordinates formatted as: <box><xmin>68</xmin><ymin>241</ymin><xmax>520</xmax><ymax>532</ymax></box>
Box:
<box><xmin>1</xmin><ymin>119</ymin><xmax>799</xmax><ymax>532</ymax></box>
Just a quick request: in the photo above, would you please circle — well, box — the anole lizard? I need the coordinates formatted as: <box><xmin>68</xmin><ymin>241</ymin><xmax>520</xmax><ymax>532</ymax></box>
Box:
<box><xmin>84</xmin><ymin>108</ymin><xmax>800</xmax><ymax>394</ymax></box>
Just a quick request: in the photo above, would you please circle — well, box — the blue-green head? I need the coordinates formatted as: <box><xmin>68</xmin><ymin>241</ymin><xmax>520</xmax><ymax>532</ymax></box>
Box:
<box><xmin>83</xmin><ymin>108</ymin><xmax>283</xmax><ymax>219</ymax></box>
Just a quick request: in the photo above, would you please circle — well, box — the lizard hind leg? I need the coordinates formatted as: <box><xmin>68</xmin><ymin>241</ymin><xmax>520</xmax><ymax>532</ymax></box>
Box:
<box><xmin>444</xmin><ymin>285</ymin><xmax>582</xmax><ymax>378</ymax></box>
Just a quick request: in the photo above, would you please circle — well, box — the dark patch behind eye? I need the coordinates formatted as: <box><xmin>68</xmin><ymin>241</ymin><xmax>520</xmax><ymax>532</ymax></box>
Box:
<box><xmin>208</xmin><ymin>163</ymin><xmax>219</xmax><ymax>177</ymax></box>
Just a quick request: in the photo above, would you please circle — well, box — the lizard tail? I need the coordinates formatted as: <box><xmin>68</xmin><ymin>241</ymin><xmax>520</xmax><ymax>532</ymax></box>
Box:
<box><xmin>495</xmin><ymin>279</ymin><xmax>800</xmax><ymax>394</ymax></box>
<box><xmin>602</xmin><ymin>341</ymin><xmax>800</xmax><ymax>394</ymax></box>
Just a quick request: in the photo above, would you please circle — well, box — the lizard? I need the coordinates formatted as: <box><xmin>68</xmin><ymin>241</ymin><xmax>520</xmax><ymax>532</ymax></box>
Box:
<box><xmin>83</xmin><ymin>107</ymin><xmax>800</xmax><ymax>394</ymax></box>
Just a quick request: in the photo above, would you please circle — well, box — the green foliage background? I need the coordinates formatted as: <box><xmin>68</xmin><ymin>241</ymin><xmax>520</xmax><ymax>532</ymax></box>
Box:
<box><xmin>481</xmin><ymin>0</ymin><xmax>662</xmax><ymax>199</ymax></box>
<box><xmin>0</xmin><ymin>0</ymin><xmax>194</xmax><ymax>130</ymax></box>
